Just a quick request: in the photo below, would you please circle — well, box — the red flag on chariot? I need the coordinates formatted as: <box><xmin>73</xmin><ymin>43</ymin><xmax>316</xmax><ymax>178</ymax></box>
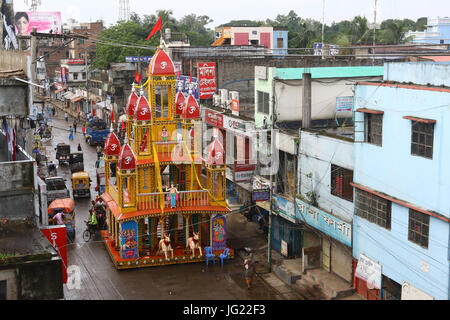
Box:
<box><xmin>134</xmin><ymin>71</ymin><xmax>141</xmax><ymax>84</ymax></box>
<box><xmin>145</xmin><ymin>16</ymin><xmax>162</xmax><ymax>40</ymax></box>
<box><xmin>110</xmin><ymin>110</ymin><xmax>115</xmax><ymax>123</ymax></box>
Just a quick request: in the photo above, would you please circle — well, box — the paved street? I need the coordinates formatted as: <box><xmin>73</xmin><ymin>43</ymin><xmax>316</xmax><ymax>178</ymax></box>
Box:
<box><xmin>44</xmin><ymin>111</ymin><xmax>300</xmax><ymax>300</ymax></box>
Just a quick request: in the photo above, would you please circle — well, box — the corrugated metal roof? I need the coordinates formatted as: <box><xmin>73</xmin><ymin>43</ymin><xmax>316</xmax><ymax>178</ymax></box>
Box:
<box><xmin>275</xmin><ymin>66</ymin><xmax>384</xmax><ymax>80</ymax></box>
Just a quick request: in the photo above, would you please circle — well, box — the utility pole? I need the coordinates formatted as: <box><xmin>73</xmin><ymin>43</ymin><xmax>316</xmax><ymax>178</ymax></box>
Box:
<box><xmin>373</xmin><ymin>0</ymin><xmax>378</xmax><ymax>48</ymax></box>
<box><xmin>30</xmin><ymin>28</ymin><xmax>37</xmax><ymax>96</ymax></box>
<box><xmin>321</xmin><ymin>0</ymin><xmax>325</xmax><ymax>60</ymax></box>
<box><xmin>267</xmin><ymin>85</ymin><xmax>276</xmax><ymax>273</ymax></box>
<box><xmin>85</xmin><ymin>49</ymin><xmax>90</xmax><ymax>117</ymax></box>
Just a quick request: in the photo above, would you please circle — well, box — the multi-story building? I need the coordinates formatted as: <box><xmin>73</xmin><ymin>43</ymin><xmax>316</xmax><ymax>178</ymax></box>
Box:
<box><xmin>352</xmin><ymin>62</ymin><xmax>450</xmax><ymax>300</ymax></box>
<box><xmin>68</xmin><ymin>21</ymin><xmax>103</xmax><ymax>61</ymax></box>
<box><xmin>212</xmin><ymin>26</ymin><xmax>288</xmax><ymax>54</ymax></box>
<box><xmin>405</xmin><ymin>17</ymin><xmax>450</xmax><ymax>44</ymax></box>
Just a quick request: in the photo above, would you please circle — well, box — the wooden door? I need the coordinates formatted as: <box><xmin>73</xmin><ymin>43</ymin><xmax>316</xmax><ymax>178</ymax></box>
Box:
<box><xmin>322</xmin><ymin>239</ymin><xmax>331</xmax><ymax>272</ymax></box>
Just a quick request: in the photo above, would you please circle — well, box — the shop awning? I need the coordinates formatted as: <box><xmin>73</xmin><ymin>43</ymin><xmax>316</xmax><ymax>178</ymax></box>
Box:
<box><xmin>71</xmin><ymin>96</ymin><xmax>84</xmax><ymax>103</ymax></box>
<box><xmin>62</xmin><ymin>92</ymin><xmax>75</xmax><ymax>100</ymax></box>
<box><xmin>55</xmin><ymin>87</ymin><xmax>67</xmax><ymax>94</ymax></box>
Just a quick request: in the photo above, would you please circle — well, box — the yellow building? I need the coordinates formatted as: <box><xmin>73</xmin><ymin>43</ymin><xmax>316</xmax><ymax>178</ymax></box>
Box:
<box><xmin>100</xmin><ymin>48</ymin><xmax>233</xmax><ymax>269</ymax></box>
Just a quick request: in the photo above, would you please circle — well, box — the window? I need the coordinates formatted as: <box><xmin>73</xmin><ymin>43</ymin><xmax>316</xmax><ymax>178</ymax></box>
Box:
<box><xmin>355</xmin><ymin>189</ymin><xmax>391</xmax><ymax>230</ymax></box>
<box><xmin>411</xmin><ymin>121</ymin><xmax>434</xmax><ymax>159</ymax></box>
<box><xmin>82</xmin><ymin>72</ymin><xmax>86</xmax><ymax>80</ymax></box>
<box><xmin>408</xmin><ymin>209</ymin><xmax>429</xmax><ymax>248</ymax></box>
<box><xmin>365</xmin><ymin>113</ymin><xmax>383</xmax><ymax>146</ymax></box>
<box><xmin>78</xmin><ymin>39</ymin><xmax>85</xmax><ymax>45</ymax></box>
<box><xmin>277</xmin><ymin>38</ymin><xmax>284</xmax><ymax>48</ymax></box>
<box><xmin>73</xmin><ymin>73</ymin><xmax>78</xmax><ymax>80</ymax></box>
<box><xmin>331</xmin><ymin>165</ymin><xmax>354</xmax><ymax>202</ymax></box>
<box><xmin>366</xmin><ymin>113</ymin><xmax>383</xmax><ymax>147</ymax></box>
<box><xmin>257</xmin><ymin>91</ymin><xmax>270</xmax><ymax>114</ymax></box>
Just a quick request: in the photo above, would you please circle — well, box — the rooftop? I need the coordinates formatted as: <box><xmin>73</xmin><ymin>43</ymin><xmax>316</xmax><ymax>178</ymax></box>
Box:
<box><xmin>0</xmin><ymin>220</ymin><xmax>58</xmax><ymax>265</ymax></box>
<box><xmin>275</xmin><ymin>66</ymin><xmax>384</xmax><ymax>80</ymax></box>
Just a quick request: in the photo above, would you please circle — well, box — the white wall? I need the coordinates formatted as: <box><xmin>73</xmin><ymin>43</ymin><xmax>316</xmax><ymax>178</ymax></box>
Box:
<box><xmin>299</xmin><ymin>130</ymin><xmax>354</xmax><ymax>222</ymax></box>
<box><xmin>275</xmin><ymin>77</ymin><xmax>381</xmax><ymax>122</ymax></box>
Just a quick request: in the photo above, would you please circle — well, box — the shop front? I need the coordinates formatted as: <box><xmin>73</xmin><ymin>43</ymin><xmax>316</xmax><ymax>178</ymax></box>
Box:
<box><xmin>296</xmin><ymin>198</ymin><xmax>353</xmax><ymax>283</ymax></box>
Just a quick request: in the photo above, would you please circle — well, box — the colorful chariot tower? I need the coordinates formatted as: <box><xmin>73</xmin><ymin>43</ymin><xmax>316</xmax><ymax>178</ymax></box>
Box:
<box><xmin>100</xmin><ymin>47</ymin><xmax>233</xmax><ymax>269</ymax></box>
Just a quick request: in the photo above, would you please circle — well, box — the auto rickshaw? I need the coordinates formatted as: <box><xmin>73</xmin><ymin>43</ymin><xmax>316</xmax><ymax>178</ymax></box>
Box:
<box><xmin>72</xmin><ymin>171</ymin><xmax>91</xmax><ymax>199</ymax></box>
<box><xmin>48</xmin><ymin>198</ymin><xmax>76</xmax><ymax>239</ymax></box>
<box><xmin>55</xmin><ymin>143</ymin><xmax>70</xmax><ymax>165</ymax></box>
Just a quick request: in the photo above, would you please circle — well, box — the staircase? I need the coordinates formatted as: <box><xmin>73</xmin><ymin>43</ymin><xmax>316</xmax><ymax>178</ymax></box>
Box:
<box><xmin>294</xmin><ymin>269</ymin><xmax>355</xmax><ymax>300</ymax></box>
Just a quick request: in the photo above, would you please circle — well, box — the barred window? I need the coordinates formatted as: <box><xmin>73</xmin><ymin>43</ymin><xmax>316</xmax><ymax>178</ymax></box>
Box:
<box><xmin>408</xmin><ymin>209</ymin><xmax>430</xmax><ymax>249</ymax></box>
<box><xmin>331</xmin><ymin>164</ymin><xmax>354</xmax><ymax>202</ymax></box>
<box><xmin>411</xmin><ymin>121</ymin><xmax>434</xmax><ymax>159</ymax></box>
<box><xmin>365</xmin><ymin>113</ymin><xmax>383</xmax><ymax>146</ymax></box>
<box><xmin>257</xmin><ymin>91</ymin><xmax>270</xmax><ymax>114</ymax></box>
<box><xmin>355</xmin><ymin>189</ymin><xmax>391</xmax><ymax>230</ymax></box>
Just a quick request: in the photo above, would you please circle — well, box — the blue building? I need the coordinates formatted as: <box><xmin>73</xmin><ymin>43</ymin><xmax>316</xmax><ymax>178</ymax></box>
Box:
<box><xmin>406</xmin><ymin>17</ymin><xmax>450</xmax><ymax>44</ymax></box>
<box><xmin>272</xmin><ymin>27</ymin><xmax>289</xmax><ymax>56</ymax></box>
<box><xmin>352</xmin><ymin>62</ymin><xmax>450</xmax><ymax>300</ymax></box>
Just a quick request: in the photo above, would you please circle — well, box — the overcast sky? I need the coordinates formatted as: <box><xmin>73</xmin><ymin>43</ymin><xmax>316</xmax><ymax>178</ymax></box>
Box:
<box><xmin>13</xmin><ymin>0</ymin><xmax>450</xmax><ymax>28</ymax></box>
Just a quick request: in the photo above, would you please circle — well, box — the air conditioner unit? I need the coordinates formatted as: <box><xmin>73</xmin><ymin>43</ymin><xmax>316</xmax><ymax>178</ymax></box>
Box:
<box><xmin>213</xmin><ymin>95</ymin><xmax>221</xmax><ymax>107</ymax></box>
<box><xmin>219</xmin><ymin>89</ymin><xmax>228</xmax><ymax>108</ymax></box>
<box><xmin>229</xmin><ymin>91</ymin><xmax>239</xmax><ymax>101</ymax></box>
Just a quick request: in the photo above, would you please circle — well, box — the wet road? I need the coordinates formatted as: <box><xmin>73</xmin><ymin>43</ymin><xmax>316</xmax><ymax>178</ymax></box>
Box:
<box><xmin>44</xmin><ymin>112</ymin><xmax>287</xmax><ymax>300</ymax></box>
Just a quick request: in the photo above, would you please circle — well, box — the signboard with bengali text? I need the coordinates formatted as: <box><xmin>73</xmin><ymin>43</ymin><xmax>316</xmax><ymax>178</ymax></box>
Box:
<box><xmin>355</xmin><ymin>254</ymin><xmax>382</xmax><ymax>290</ymax></box>
<box><xmin>336</xmin><ymin>96</ymin><xmax>354</xmax><ymax>113</ymax></box>
<box><xmin>41</xmin><ymin>226</ymin><xmax>67</xmax><ymax>283</ymax></box>
<box><xmin>198</xmin><ymin>62</ymin><xmax>217</xmax><ymax>99</ymax></box>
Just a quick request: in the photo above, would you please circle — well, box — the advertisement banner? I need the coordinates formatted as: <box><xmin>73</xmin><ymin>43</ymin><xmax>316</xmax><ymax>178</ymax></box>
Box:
<box><xmin>176</xmin><ymin>75</ymin><xmax>199</xmax><ymax>101</ymax></box>
<box><xmin>252</xmin><ymin>189</ymin><xmax>270</xmax><ymax>202</ymax></box>
<box><xmin>41</xmin><ymin>226</ymin><xmax>67</xmax><ymax>284</ymax></box>
<box><xmin>212</xmin><ymin>214</ymin><xmax>227</xmax><ymax>252</ymax></box>
<box><xmin>355</xmin><ymin>254</ymin><xmax>382</xmax><ymax>290</ymax></box>
<box><xmin>198</xmin><ymin>62</ymin><xmax>216</xmax><ymax>99</ymax></box>
<box><xmin>125</xmin><ymin>56</ymin><xmax>153</xmax><ymax>63</ymax></box>
<box><xmin>235</xmin><ymin>171</ymin><xmax>253</xmax><ymax>182</ymax></box>
<box><xmin>272</xmin><ymin>194</ymin><xmax>296</xmax><ymax>223</ymax></box>
<box><xmin>336</xmin><ymin>96</ymin><xmax>354</xmax><ymax>113</ymax></box>
<box><xmin>232</xmin><ymin>99</ymin><xmax>239</xmax><ymax>116</ymax></box>
<box><xmin>68</xmin><ymin>59</ymin><xmax>85</xmax><ymax>65</ymax></box>
<box><xmin>204</xmin><ymin>109</ymin><xmax>223</xmax><ymax>128</ymax></box>
<box><xmin>295</xmin><ymin>198</ymin><xmax>352</xmax><ymax>247</ymax></box>
<box><xmin>120</xmin><ymin>221</ymin><xmax>138</xmax><ymax>260</ymax></box>
<box><xmin>14</xmin><ymin>11</ymin><xmax>62</xmax><ymax>36</ymax></box>
<box><xmin>60</xmin><ymin>66</ymin><xmax>67</xmax><ymax>84</ymax></box>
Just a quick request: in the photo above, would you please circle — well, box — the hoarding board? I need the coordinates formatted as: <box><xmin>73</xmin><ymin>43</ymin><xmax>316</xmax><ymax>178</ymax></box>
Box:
<box><xmin>204</xmin><ymin>109</ymin><xmax>223</xmax><ymax>128</ymax></box>
<box><xmin>14</xmin><ymin>11</ymin><xmax>62</xmax><ymax>36</ymax></box>
<box><xmin>232</xmin><ymin>99</ymin><xmax>239</xmax><ymax>116</ymax></box>
<box><xmin>198</xmin><ymin>62</ymin><xmax>216</xmax><ymax>99</ymax></box>
<box><xmin>336</xmin><ymin>96</ymin><xmax>354</xmax><ymax>113</ymax></box>
<box><xmin>125</xmin><ymin>56</ymin><xmax>153</xmax><ymax>63</ymax></box>
<box><xmin>176</xmin><ymin>75</ymin><xmax>199</xmax><ymax>101</ymax></box>
<box><xmin>272</xmin><ymin>194</ymin><xmax>296</xmax><ymax>223</ymax></box>
<box><xmin>355</xmin><ymin>254</ymin><xmax>382</xmax><ymax>290</ymax></box>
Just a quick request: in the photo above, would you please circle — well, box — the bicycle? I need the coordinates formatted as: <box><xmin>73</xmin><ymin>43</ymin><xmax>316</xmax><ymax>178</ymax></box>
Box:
<box><xmin>82</xmin><ymin>220</ymin><xmax>98</xmax><ymax>242</ymax></box>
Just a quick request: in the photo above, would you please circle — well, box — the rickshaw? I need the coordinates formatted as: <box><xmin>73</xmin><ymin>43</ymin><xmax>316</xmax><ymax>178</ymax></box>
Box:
<box><xmin>48</xmin><ymin>198</ymin><xmax>76</xmax><ymax>240</ymax></box>
<box><xmin>72</xmin><ymin>171</ymin><xmax>91</xmax><ymax>199</ymax></box>
<box><xmin>55</xmin><ymin>143</ymin><xmax>70</xmax><ymax>165</ymax></box>
<box><xmin>69</xmin><ymin>152</ymin><xmax>84</xmax><ymax>174</ymax></box>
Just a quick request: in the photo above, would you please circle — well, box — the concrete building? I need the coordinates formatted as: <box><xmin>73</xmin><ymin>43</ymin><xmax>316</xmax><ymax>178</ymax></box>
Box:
<box><xmin>254</xmin><ymin>66</ymin><xmax>384</xmax><ymax>129</ymax></box>
<box><xmin>297</xmin><ymin>127</ymin><xmax>354</xmax><ymax>283</ymax></box>
<box><xmin>212</xmin><ymin>26</ymin><xmax>288</xmax><ymax>54</ymax></box>
<box><xmin>0</xmin><ymin>53</ymin><xmax>63</xmax><ymax>300</ymax></box>
<box><xmin>405</xmin><ymin>17</ymin><xmax>450</xmax><ymax>44</ymax></box>
<box><xmin>352</xmin><ymin>62</ymin><xmax>450</xmax><ymax>300</ymax></box>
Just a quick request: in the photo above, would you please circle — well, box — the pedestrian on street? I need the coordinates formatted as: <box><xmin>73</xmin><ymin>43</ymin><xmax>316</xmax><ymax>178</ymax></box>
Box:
<box><xmin>65</xmin><ymin>112</ymin><xmax>68</xmax><ymax>122</ymax></box>
<box><xmin>77</xmin><ymin>143</ymin><xmax>82</xmax><ymax>152</ymax></box>
<box><xmin>73</xmin><ymin>120</ymin><xmax>77</xmax><ymax>133</ymax></box>
<box><xmin>69</xmin><ymin>126</ymin><xmax>74</xmax><ymax>141</ymax></box>
<box><xmin>82</xmin><ymin>124</ymin><xmax>86</xmax><ymax>135</ymax></box>
<box><xmin>244</xmin><ymin>253</ymin><xmax>255</xmax><ymax>290</ymax></box>
<box><xmin>96</xmin><ymin>145</ymin><xmax>103</xmax><ymax>160</ymax></box>
<box><xmin>77</xmin><ymin>112</ymin><xmax>81</xmax><ymax>122</ymax></box>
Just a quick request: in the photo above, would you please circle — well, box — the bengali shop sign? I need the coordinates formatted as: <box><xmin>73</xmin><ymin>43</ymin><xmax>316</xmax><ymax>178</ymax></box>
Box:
<box><xmin>41</xmin><ymin>225</ymin><xmax>67</xmax><ymax>283</ymax></box>
<box><xmin>355</xmin><ymin>254</ymin><xmax>382</xmax><ymax>290</ymax></box>
<box><xmin>198</xmin><ymin>62</ymin><xmax>217</xmax><ymax>99</ymax></box>
<box><xmin>204</xmin><ymin>109</ymin><xmax>223</xmax><ymax>128</ymax></box>
<box><xmin>295</xmin><ymin>198</ymin><xmax>352</xmax><ymax>247</ymax></box>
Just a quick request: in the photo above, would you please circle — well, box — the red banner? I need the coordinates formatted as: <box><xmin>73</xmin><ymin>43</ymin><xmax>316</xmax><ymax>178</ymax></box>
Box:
<box><xmin>198</xmin><ymin>62</ymin><xmax>217</xmax><ymax>99</ymax></box>
<box><xmin>41</xmin><ymin>226</ymin><xmax>68</xmax><ymax>284</ymax></box>
<box><xmin>205</xmin><ymin>109</ymin><xmax>223</xmax><ymax>128</ymax></box>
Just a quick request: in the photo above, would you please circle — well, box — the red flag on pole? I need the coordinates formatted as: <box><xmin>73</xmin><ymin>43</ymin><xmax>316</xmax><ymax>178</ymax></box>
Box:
<box><xmin>190</xmin><ymin>72</ymin><xmax>192</xmax><ymax>84</ymax></box>
<box><xmin>135</xmin><ymin>71</ymin><xmax>141</xmax><ymax>84</ymax></box>
<box><xmin>145</xmin><ymin>17</ymin><xmax>162</xmax><ymax>40</ymax></box>
<box><xmin>110</xmin><ymin>110</ymin><xmax>115</xmax><ymax>123</ymax></box>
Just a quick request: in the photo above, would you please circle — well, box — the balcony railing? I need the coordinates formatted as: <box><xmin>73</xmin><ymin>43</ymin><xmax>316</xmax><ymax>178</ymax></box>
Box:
<box><xmin>153</xmin><ymin>141</ymin><xmax>188</xmax><ymax>160</ymax></box>
<box><xmin>137</xmin><ymin>190</ymin><xmax>209</xmax><ymax>211</ymax></box>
